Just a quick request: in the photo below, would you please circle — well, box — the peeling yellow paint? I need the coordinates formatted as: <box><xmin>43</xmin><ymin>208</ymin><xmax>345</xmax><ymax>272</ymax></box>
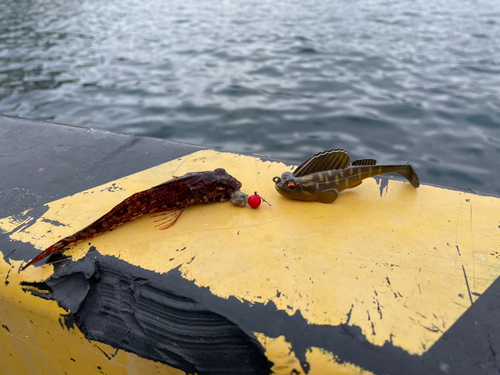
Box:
<box><xmin>254</xmin><ymin>333</ymin><xmax>375</xmax><ymax>375</ymax></box>
<box><xmin>306</xmin><ymin>347</ymin><xmax>375</xmax><ymax>375</ymax></box>
<box><xmin>0</xmin><ymin>211</ymin><xmax>33</xmax><ymax>235</ymax></box>
<box><xmin>254</xmin><ymin>334</ymin><xmax>305</xmax><ymax>374</ymax></box>
<box><xmin>2</xmin><ymin>150</ymin><xmax>500</xmax><ymax>372</ymax></box>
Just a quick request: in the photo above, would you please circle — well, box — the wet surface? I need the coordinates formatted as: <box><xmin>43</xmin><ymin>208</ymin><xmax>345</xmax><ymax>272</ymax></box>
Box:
<box><xmin>1</xmin><ymin>0</ymin><xmax>500</xmax><ymax>193</ymax></box>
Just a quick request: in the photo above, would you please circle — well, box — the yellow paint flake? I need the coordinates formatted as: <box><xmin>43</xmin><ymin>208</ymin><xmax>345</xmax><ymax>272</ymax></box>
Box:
<box><xmin>306</xmin><ymin>347</ymin><xmax>375</xmax><ymax>375</ymax></box>
<box><xmin>0</xmin><ymin>210</ymin><xmax>33</xmax><ymax>235</ymax></box>
<box><xmin>254</xmin><ymin>333</ymin><xmax>305</xmax><ymax>375</ymax></box>
<box><xmin>254</xmin><ymin>333</ymin><xmax>375</xmax><ymax>374</ymax></box>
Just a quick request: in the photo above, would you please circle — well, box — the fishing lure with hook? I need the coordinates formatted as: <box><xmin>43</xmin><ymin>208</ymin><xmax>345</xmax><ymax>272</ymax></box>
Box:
<box><xmin>273</xmin><ymin>148</ymin><xmax>419</xmax><ymax>203</ymax></box>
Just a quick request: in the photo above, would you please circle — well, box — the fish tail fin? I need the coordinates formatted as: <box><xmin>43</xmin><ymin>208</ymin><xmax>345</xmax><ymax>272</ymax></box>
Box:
<box><xmin>400</xmin><ymin>164</ymin><xmax>420</xmax><ymax>188</ymax></box>
<box><xmin>20</xmin><ymin>240</ymin><xmax>69</xmax><ymax>271</ymax></box>
<box><xmin>388</xmin><ymin>164</ymin><xmax>419</xmax><ymax>188</ymax></box>
<box><xmin>370</xmin><ymin>164</ymin><xmax>419</xmax><ymax>188</ymax></box>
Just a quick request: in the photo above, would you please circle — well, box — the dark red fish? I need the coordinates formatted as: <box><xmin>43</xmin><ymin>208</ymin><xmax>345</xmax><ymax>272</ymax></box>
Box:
<box><xmin>21</xmin><ymin>168</ymin><xmax>242</xmax><ymax>271</ymax></box>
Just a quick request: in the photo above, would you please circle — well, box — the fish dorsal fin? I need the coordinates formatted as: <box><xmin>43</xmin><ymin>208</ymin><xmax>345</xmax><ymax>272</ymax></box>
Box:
<box><xmin>352</xmin><ymin>158</ymin><xmax>377</xmax><ymax>166</ymax></box>
<box><xmin>293</xmin><ymin>149</ymin><xmax>350</xmax><ymax>177</ymax></box>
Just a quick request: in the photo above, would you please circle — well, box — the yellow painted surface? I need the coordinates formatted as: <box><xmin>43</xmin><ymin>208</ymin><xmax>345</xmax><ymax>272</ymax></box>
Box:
<box><xmin>1</xmin><ymin>150</ymin><xmax>500</xmax><ymax>374</ymax></box>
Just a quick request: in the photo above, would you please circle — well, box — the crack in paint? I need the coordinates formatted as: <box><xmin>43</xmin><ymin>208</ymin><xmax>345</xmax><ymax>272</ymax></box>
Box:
<box><xmin>462</xmin><ymin>265</ymin><xmax>474</xmax><ymax>305</ymax></box>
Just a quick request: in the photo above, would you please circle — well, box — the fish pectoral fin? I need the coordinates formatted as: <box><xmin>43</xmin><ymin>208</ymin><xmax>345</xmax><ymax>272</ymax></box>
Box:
<box><xmin>150</xmin><ymin>206</ymin><xmax>187</xmax><ymax>230</ymax></box>
<box><xmin>352</xmin><ymin>158</ymin><xmax>377</xmax><ymax>166</ymax></box>
<box><xmin>317</xmin><ymin>189</ymin><xmax>339</xmax><ymax>204</ymax></box>
<box><xmin>293</xmin><ymin>149</ymin><xmax>350</xmax><ymax>177</ymax></box>
<box><xmin>347</xmin><ymin>181</ymin><xmax>362</xmax><ymax>188</ymax></box>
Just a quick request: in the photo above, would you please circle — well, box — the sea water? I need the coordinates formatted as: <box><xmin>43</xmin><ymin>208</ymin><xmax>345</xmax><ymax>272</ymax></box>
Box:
<box><xmin>1</xmin><ymin>0</ymin><xmax>499</xmax><ymax>193</ymax></box>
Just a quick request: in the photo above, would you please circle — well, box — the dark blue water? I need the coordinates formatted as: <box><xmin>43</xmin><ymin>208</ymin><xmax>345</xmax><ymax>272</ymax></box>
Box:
<box><xmin>1</xmin><ymin>0</ymin><xmax>500</xmax><ymax>193</ymax></box>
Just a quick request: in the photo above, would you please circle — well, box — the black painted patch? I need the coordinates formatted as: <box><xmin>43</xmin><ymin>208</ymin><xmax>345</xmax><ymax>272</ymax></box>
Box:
<box><xmin>41</xmin><ymin>218</ymin><xmax>68</xmax><ymax>227</ymax></box>
<box><xmin>5</xmin><ymin>268</ymin><xmax>12</xmax><ymax>288</ymax></box>
<box><xmin>23</xmin><ymin>252</ymin><xmax>272</xmax><ymax>374</ymax></box>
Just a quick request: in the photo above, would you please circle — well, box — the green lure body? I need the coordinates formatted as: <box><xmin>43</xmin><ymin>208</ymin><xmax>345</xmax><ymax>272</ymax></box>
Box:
<box><xmin>273</xmin><ymin>149</ymin><xmax>419</xmax><ymax>204</ymax></box>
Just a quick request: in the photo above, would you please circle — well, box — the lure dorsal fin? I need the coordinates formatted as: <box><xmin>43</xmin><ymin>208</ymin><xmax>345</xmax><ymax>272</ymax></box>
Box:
<box><xmin>293</xmin><ymin>149</ymin><xmax>350</xmax><ymax>177</ymax></box>
<box><xmin>352</xmin><ymin>158</ymin><xmax>377</xmax><ymax>166</ymax></box>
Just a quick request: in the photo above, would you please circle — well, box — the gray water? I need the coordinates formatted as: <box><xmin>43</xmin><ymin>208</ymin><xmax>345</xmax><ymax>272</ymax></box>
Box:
<box><xmin>1</xmin><ymin>0</ymin><xmax>500</xmax><ymax>193</ymax></box>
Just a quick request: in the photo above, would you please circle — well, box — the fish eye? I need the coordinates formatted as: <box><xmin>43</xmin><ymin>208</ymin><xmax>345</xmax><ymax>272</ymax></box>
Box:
<box><xmin>287</xmin><ymin>181</ymin><xmax>296</xmax><ymax>191</ymax></box>
<box><xmin>216</xmin><ymin>181</ymin><xmax>228</xmax><ymax>190</ymax></box>
<box><xmin>217</xmin><ymin>179</ymin><xmax>228</xmax><ymax>186</ymax></box>
<box><xmin>273</xmin><ymin>176</ymin><xmax>281</xmax><ymax>183</ymax></box>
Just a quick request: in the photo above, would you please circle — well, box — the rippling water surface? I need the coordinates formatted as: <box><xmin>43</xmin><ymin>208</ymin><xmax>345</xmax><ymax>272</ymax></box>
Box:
<box><xmin>1</xmin><ymin>0</ymin><xmax>500</xmax><ymax>193</ymax></box>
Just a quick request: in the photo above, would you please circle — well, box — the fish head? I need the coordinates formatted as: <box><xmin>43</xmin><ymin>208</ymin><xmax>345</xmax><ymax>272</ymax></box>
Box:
<box><xmin>273</xmin><ymin>172</ymin><xmax>316</xmax><ymax>201</ymax></box>
<box><xmin>205</xmin><ymin>168</ymin><xmax>242</xmax><ymax>202</ymax></box>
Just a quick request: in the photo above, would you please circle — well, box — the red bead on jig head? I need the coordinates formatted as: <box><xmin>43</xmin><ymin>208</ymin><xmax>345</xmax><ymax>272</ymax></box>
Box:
<box><xmin>247</xmin><ymin>191</ymin><xmax>272</xmax><ymax>209</ymax></box>
<box><xmin>248</xmin><ymin>193</ymin><xmax>262</xmax><ymax>209</ymax></box>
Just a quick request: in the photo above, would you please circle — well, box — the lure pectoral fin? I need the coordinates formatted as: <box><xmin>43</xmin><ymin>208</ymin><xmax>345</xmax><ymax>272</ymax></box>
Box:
<box><xmin>317</xmin><ymin>189</ymin><xmax>339</xmax><ymax>204</ymax></box>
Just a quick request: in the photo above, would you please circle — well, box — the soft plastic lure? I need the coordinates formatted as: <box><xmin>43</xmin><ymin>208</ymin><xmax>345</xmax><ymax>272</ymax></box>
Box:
<box><xmin>273</xmin><ymin>148</ymin><xmax>419</xmax><ymax>203</ymax></box>
<box><xmin>22</xmin><ymin>168</ymin><xmax>242</xmax><ymax>271</ymax></box>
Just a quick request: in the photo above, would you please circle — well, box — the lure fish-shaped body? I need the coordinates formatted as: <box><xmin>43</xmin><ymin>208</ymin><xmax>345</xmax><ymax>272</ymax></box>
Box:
<box><xmin>273</xmin><ymin>148</ymin><xmax>419</xmax><ymax>203</ymax></box>
<box><xmin>22</xmin><ymin>168</ymin><xmax>242</xmax><ymax>271</ymax></box>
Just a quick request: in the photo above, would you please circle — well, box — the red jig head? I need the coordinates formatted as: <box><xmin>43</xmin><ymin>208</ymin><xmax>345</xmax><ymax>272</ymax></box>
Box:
<box><xmin>249</xmin><ymin>191</ymin><xmax>271</xmax><ymax>209</ymax></box>
<box><xmin>248</xmin><ymin>194</ymin><xmax>261</xmax><ymax>209</ymax></box>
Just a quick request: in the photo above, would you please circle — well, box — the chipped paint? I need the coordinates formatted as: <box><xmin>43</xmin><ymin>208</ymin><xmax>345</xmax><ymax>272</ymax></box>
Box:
<box><xmin>254</xmin><ymin>333</ymin><xmax>375</xmax><ymax>374</ymax></box>
<box><xmin>474</xmin><ymin>253</ymin><xmax>486</xmax><ymax>262</ymax></box>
